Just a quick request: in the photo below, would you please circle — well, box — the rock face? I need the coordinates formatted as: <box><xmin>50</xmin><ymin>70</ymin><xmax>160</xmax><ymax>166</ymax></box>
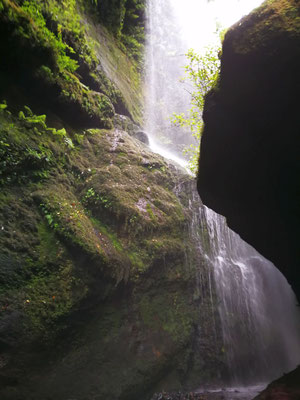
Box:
<box><xmin>0</xmin><ymin>116</ymin><xmax>224</xmax><ymax>398</ymax></box>
<box><xmin>197</xmin><ymin>0</ymin><xmax>300</xmax><ymax>300</ymax></box>
<box><xmin>253</xmin><ymin>366</ymin><xmax>300</xmax><ymax>400</ymax></box>
<box><xmin>0</xmin><ymin>1</ymin><xmax>224</xmax><ymax>398</ymax></box>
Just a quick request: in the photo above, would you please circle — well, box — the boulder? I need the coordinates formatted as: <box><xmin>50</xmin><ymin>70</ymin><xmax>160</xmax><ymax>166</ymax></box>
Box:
<box><xmin>197</xmin><ymin>0</ymin><xmax>300</xmax><ymax>300</ymax></box>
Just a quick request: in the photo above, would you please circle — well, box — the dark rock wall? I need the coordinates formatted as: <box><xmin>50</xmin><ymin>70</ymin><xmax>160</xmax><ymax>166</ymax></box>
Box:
<box><xmin>253</xmin><ymin>365</ymin><xmax>300</xmax><ymax>400</ymax></box>
<box><xmin>198</xmin><ymin>0</ymin><xmax>300</xmax><ymax>300</ymax></box>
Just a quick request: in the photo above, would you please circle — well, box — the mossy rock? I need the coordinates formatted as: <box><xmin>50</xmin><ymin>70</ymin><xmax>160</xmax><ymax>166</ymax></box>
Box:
<box><xmin>0</xmin><ymin>0</ymin><xmax>224</xmax><ymax>397</ymax></box>
<box><xmin>0</xmin><ymin>0</ymin><xmax>142</xmax><ymax>127</ymax></box>
<box><xmin>227</xmin><ymin>0</ymin><xmax>300</xmax><ymax>54</ymax></box>
<box><xmin>0</xmin><ymin>105</ymin><xmax>223</xmax><ymax>399</ymax></box>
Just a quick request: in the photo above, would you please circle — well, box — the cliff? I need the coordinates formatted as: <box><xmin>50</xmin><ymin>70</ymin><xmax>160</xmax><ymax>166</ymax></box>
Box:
<box><xmin>0</xmin><ymin>1</ymin><xmax>223</xmax><ymax>398</ymax></box>
<box><xmin>197</xmin><ymin>0</ymin><xmax>300</xmax><ymax>300</ymax></box>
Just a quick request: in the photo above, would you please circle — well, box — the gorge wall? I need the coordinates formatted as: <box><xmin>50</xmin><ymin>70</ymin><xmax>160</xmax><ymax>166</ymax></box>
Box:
<box><xmin>197</xmin><ymin>0</ymin><xmax>300</xmax><ymax>301</ymax></box>
<box><xmin>0</xmin><ymin>1</ymin><xmax>224</xmax><ymax>398</ymax></box>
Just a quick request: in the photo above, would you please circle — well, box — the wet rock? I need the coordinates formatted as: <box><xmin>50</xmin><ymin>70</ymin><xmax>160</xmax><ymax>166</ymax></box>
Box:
<box><xmin>113</xmin><ymin>113</ymin><xmax>140</xmax><ymax>135</ymax></box>
<box><xmin>151</xmin><ymin>392</ymin><xmax>206</xmax><ymax>400</ymax></box>
<box><xmin>253</xmin><ymin>366</ymin><xmax>300</xmax><ymax>400</ymax></box>
<box><xmin>113</xmin><ymin>115</ymin><xmax>149</xmax><ymax>144</ymax></box>
<box><xmin>133</xmin><ymin>130</ymin><xmax>149</xmax><ymax>145</ymax></box>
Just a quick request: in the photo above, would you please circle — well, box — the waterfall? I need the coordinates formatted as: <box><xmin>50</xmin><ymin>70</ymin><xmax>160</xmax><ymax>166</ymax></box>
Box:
<box><xmin>144</xmin><ymin>0</ymin><xmax>196</xmax><ymax>163</ymax></box>
<box><xmin>201</xmin><ymin>206</ymin><xmax>300</xmax><ymax>383</ymax></box>
<box><xmin>145</xmin><ymin>0</ymin><xmax>300</xmax><ymax>386</ymax></box>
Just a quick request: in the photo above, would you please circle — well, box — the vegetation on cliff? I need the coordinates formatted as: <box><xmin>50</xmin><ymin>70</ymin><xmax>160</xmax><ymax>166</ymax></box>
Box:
<box><xmin>0</xmin><ymin>1</ymin><xmax>224</xmax><ymax>398</ymax></box>
<box><xmin>0</xmin><ymin>0</ymin><xmax>143</xmax><ymax>124</ymax></box>
<box><xmin>172</xmin><ymin>45</ymin><xmax>221</xmax><ymax>173</ymax></box>
<box><xmin>2</xmin><ymin>0</ymin><xmax>299</xmax><ymax>397</ymax></box>
<box><xmin>0</xmin><ymin>95</ymin><xmax>224</xmax><ymax>398</ymax></box>
<box><xmin>97</xmin><ymin>0</ymin><xmax>146</xmax><ymax>62</ymax></box>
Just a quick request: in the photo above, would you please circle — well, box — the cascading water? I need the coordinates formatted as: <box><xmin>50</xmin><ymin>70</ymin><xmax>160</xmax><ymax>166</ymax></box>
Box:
<box><xmin>145</xmin><ymin>0</ymin><xmax>300</xmax><ymax>387</ymax></box>
<box><xmin>201</xmin><ymin>205</ymin><xmax>300</xmax><ymax>384</ymax></box>
<box><xmin>144</xmin><ymin>0</ymin><xmax>195</xmax><ymax>163</ymax></box>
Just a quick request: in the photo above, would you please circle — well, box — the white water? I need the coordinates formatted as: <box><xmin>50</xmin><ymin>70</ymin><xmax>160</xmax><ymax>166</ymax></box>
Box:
<box><xmin>148</xmin><ymin>136</ymin><xmax>189</xmax><ymax>169</ymax></box>
<box><xmin>202</xmin><ymin>206</ymin><xmax>300</xmax><ymax>383</ymax></box>
<box><xmin>145</xmin><ymin>0</ymin><xmax>266</xmax><ymax>163</ymax></box>
<box><xmin>145</xmin><ymin>0</ymin><xmax>300</xmax><ymax>386</ymax></box>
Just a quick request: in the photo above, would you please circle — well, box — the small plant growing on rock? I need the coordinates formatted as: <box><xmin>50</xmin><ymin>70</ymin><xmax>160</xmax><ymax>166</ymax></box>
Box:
<box><xmin>172</xmin><ymin>36</ymin><xmax>222</xmax><ymax>173</ymax></box>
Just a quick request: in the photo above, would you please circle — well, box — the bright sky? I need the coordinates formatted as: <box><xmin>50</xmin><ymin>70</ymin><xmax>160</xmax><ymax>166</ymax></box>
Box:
<box><xmin>172</xmin><ymin>0</ymin><xmax>265</xmax><ymax>51</ymax></box>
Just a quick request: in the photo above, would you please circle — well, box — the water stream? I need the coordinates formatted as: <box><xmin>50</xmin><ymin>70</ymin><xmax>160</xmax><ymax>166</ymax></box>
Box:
<box><xmin>200</xmin><ymin>204</ymin><xmax>300</xmax><ymax>384</ymax></box>
<box><xmin>145</xmin><ymin>0</ymin><xmax>300</xmax><ymax>388</ymax></box>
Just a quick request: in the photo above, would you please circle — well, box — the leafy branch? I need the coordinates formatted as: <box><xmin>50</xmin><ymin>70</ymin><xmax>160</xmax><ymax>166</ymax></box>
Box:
<box><xmin>172</xmin><ymin>43</ymin><xmax>221</xmax><ymax>174</ymax></box>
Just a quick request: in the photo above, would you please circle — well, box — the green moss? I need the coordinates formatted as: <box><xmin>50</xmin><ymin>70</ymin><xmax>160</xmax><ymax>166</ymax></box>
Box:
<box><xmin>0</xmin><ymin>10</ymin><xmax>222</xmax><ymax>389</ymax></box>
<box><xmin>0</xmin><ymin>0</ymin><xmax>78</xmax><ymax>72</ymax></box>
<box><xmin>146</xmin><ymin>202</ymin><xmax>157</xmax><ymax>222</ymax></box>
<box><xmin>139</xmin><ymin>291</ymin><xmax>196</xmax><ymax>344</ymax></box>
<box><xmin>229</xmin><ymin>0</ymin><xmax>300</xmax><ymax>54</ymax></box>
<box><xmin>144</xmin><ymin>236</ymin><xmax>185</xmax><ymax>259</ymax></box>
<box><xmin>0</xmin><ymin>103</ymin><xmax>77</xmax><ymax>185</ymax></box>
<box><xmin>37</xmin><ymin>67</ymin><xmax>115</xmax><ymax>128</ymax></box>
<box><xmin>37</xmin><ymin>221</ymin><xmax>60</xmax><ymax>263</ymax></box>
<box><xmin>127</xmin><ymin>250</ymin><xmax>144</xmax><ymax>272</ymax></box>
<box><xmin>0</xmin><ymin>182</ymin><xmax>89</xmax><ymax>342</ymax></box>
<box><xmin>22</xmin><ymin>260</ymin><xmax>87</xmax><ymax>341</ymax></box>
<box><xmin>90</xmin><ymin>217</ymin><xmax>123</xmax><ymax>253</ymax></box>
<box><xmin>96</xmin><ymin>0</ymin><xmax>146</xmax><ymax>65</ymax></box>
<box><xmin>38</xmin><ymin>189</ymin><xmax>108</xmax><ymax>260</ymax></box>
<box><xmin>86</xmin><ymin>23</ymin><xmax>143</xmax><ymax>123</ymax></box>
<box><xmin>0</xmin><ymin>0</ymin><xmax>130</xmax><ymax>126</ymax></box>
<box><xmin>20</xmin><ymin>0</ymin><xmax>79</xmax><ymax>72</ymax></box>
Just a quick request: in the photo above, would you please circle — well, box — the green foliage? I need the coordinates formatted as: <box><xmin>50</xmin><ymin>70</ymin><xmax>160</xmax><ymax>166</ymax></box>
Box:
<box><xmin>0</xmin><ymin>100</ymin><xmax>7</xmax><ymax>110</ymax></box>
<box><xmin>0</xmin><ymin>109</ymin><xmax>54</xmax><ymax>185</ymax></box>
<box><xmin>172</xmin><ymin>44</ymin><xmax>221</xmax><ymax>173</ymax></box>
<box><xmin>74</xmin><ymin>133</ymin><xmax>84</xmax><ymax>144</ymax></box>
<box><xmin>17</xmin><ymin>105</ymin><xmax>73</xmax><ymax>144</ymax></box>
<box><xmin>52</xmin><ymin>127</ymin><xmax>66</xmax><ymax>138</ymax></box>
<box><xmin>19</xmin><ymin>107</ymin><xmax>47</xmax><ymax>130</ymax></box>
<box><xmin>1</xmin><ymin>0</ymin><xmax>143</xmax><ymax>123</ymax></box>
<box><xmin>82</xmin><ymin>187</ymin><xmax>99</xmax><ymax>204</ymax></box>
<box><xmin>0</xmin><ymin>101</ymin><xmax>76</xmax><ymax>185</ymax></box>
<box><xmin>82</xmin><ymin>187</ymin><xmax>112</xmax><ymax>209</ymax></box>
<box><xmin>20</xmin><ymin>0</ymin><xmax>79</xmax><ymax>73</ymax></box>
<box><xmin>40</xmin><ymin>203</ymin><xmax>59</xmax><ymax>230</ymax></box>
<box><xmin>58</xmin><ymin>75</ymin><xmax>114</xmax><ymax>127</ymax></box>
<box><xmin>97</xmin><ymin>0</ymin><xmax>145</xmax><ymax>64</ymax></box>
<box><xmin>64</xmin><ymin>137</ymin><xmax>74</xmax><ymax>149</ymax></box>
<box><xmin>121</xmin><ymin>33</ymin><xmax>144</xmax><ymax>62</ymax></box>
